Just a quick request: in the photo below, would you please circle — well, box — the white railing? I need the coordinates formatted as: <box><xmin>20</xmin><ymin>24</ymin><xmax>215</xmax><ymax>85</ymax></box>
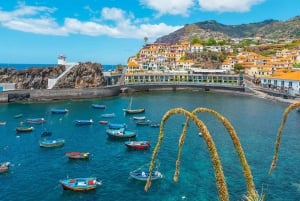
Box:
<box><xmin>47</xmin><ymin>63</ymin><xmax>78</xmax><ymax>89</ymax></box>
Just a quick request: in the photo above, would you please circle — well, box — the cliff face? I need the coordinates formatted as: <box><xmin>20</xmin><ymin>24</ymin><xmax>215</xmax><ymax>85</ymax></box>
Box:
<box><xmin>0</xmin><ymin>62</ymin><xmax>106</xmax><ymax>90</ymax></box>
<box><xmin>53</xmin><ymin>62</ymin><xmax>105</xmax><ymax>89</ymax></box>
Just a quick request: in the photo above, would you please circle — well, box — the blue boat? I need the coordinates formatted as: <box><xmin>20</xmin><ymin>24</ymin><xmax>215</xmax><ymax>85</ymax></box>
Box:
<box><xmin>60</xmin><ymin>177</ymin><xmax>101</xmax><ymax>192</ymax></box>
<box><xmin>39</xmin><ymin>138</ymin><xmax>65</xmax><ymax>148</ymax></box>
<box><xmin>74</xmin><ymin>119</ymin><xmax>93</xmax><ymax>126</ymax></box>
<box><xmin>91</xmin><ymin>104</ymin><xmax>106</xmax><ymax>109</ymax></box>
<box><xmin>106</xmin><ymin>127</ymin><xmax>136</xmax><ymax>139</ymax></box>
<box><xmin>51</xmin><ymin>108</ymin><xmax>68</xmax><ymax>114</ymax></box>
<box><xmin>107</xmin><ymin>123</ymin><xmax>126</xmax><ymax>129</ymax></box>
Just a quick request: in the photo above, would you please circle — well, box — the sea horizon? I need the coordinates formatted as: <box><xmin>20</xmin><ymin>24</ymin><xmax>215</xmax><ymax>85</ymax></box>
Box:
<box><xmin>0</xmin><ymin>63</ymin><xmax>118</xmax><ymax>71</ymax></box>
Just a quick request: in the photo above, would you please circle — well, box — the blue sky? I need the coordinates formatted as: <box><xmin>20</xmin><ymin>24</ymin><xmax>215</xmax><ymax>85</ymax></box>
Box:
<box><xmin>0</xmin><ymin>0</ymin><xmax>299</xmax><ymax>65</ymax></box>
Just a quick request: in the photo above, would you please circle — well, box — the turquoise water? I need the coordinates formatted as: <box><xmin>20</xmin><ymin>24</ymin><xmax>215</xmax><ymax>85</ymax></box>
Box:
<box><xmin>1</xmin><ymin>91</ymin><xmax>300</xmax><ymax>201</ymax></box>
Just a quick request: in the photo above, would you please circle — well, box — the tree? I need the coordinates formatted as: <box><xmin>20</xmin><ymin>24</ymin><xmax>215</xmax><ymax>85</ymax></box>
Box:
<box><xmin>233</xmin><ymin>63</ymin><xmax>245</xmax><ymax>73</ymax></box>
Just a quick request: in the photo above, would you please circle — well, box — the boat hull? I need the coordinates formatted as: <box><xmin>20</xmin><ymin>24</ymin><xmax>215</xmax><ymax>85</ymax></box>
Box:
<box><xmin>51</xmin><ymin>109</ymin><xmax>68</xmax><ymax>114</ymax></box>
<box><xmin>125</xmin><ymin>141</ymin><xmax>150</xmax><ymax>150</ymax></box>
<box><xmin>106</xmin><ymin>128</ymin><xmax>136</xmax><ymax>139</ymax></box>
<box><xmin>66</xmin><ymin>152</ymin><xmax>89</xmax><ymax>159</ymax></box>
<box><xmin>39</xmin><ymin>139</ymin><xmax>65</xmax><ymax>148</ymax></box>
<box><xmin>16</xmin><ymin>127</ymin><xmax>34</xmax><ymax>133</ymax></box>
<box><xmin>129</xmin><ymin>170</ymin><xmax>163</xmax><ymax>181</ymax></box>
<box><xmin>74</xmin><ymin>120</ymin><xmax>93</xmax><ymax>126</ymax></box>
<box><xmin>60</xmin><ymin>178</ymin><xmax>99</xmax><ymax>192</ymax></box>
<box><xmin>124</xmin><ymin>108</ymin><xmax>145</xmax><ymax>114</ymax></box>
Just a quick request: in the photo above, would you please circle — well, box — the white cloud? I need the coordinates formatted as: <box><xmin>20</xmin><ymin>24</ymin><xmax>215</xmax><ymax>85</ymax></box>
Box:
<box><xmin>0</xmin><ymin>4</ymin><xmax>181</xmax><ymax>40</ymax></box>
<box><xmin>198</xmin><ymin>0</ymin><xmax>265</xmax><ymax>12</ymax></box>
<box><xmin>140</xmin><ymin>0</ymin><xmax>194</xmax><ymax>16</ymax></box>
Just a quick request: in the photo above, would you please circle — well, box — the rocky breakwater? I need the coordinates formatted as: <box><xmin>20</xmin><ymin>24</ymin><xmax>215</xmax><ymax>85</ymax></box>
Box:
<box><xmin>53</xmin><ymin>62</ymin><xmax>105</xmax><ymax>89</ymax></box>
<box><xmin>0</xmin><ymin>62</ymin><xmax>119</xmax><ymax>102</ymax></box>
<box><xmin>0</xmin><ymin>65</ymin><xmax>65</xmax><ymax>89</ymax></box>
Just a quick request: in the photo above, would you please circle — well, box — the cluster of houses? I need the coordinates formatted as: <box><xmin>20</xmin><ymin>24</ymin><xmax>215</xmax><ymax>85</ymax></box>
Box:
<box><xmin>126</xmin><ymin>40</ymin><xmax>300</xmax><ymax>95</ymax></box>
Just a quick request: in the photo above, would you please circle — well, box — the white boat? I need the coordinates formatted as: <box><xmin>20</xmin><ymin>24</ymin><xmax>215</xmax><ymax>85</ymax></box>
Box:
<box><xmin>133</xmin><ymin>116</ymin><xmax>146</xmax><ymax>120</ymax></box>
<box><xmin>101</xmin><ymin>113</ymin><xmax>115</xmax><ymax>118</ymax></box>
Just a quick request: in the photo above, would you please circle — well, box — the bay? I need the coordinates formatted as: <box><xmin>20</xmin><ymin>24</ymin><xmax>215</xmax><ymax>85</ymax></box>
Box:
<box><xmin>0</xmin><ymin>91</ymin><xmax>300</xmax><ymax>201</ymax></box>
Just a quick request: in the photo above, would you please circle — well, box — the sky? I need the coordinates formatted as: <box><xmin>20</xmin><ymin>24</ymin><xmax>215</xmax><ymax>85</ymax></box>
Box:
<box><xmin>0</xmin><ymin>0</ymin><xmax>299</xmax><ymax>65</ymax></box>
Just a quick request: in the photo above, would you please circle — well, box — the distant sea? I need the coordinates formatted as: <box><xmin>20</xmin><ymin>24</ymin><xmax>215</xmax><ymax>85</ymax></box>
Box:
<box><xmin>0</xmin><ymin>63</ymin><xmax>117</xmax><ymax>71</ymax></box>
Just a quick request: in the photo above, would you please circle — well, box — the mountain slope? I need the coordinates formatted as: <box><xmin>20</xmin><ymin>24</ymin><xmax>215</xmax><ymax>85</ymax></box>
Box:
<box><xmin>155</xmin><ymin>16</ymin><xmax>300</xmax><ymax>44</ymax></box>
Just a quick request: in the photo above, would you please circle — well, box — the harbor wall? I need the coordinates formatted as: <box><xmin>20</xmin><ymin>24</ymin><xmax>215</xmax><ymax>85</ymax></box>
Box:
<box><xmin>0</xmin><ymin>86</ymin><xmax>121</xmax><ymax>103</ymax></box>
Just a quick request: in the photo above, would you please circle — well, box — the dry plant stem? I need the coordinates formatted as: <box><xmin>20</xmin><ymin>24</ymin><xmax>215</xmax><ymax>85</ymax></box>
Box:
<box><xmin>191</xmin><ymin>107</ymin><xmax>256</xmax><ymax>197</ymax></box>
<box><xmin>174</xmin><ymin>117</ymin><xmax>190</xmax><ymax>182</ymax></box>
<box><xmin>269</xmin><ymin>102</ymin><xmax>300</xmax><ymax>174</ymax></box>
<box><xmin>145</xmin><ymin>108</ymin><xmax>229</xmax><ymax>201</ymax></box>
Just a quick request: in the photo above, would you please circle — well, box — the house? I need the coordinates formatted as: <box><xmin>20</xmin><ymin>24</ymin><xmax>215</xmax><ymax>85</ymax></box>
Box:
<box><xmin>261</xmin><ymin>71</ymin><xmax>300</xmax><ymax>95</ymax></box>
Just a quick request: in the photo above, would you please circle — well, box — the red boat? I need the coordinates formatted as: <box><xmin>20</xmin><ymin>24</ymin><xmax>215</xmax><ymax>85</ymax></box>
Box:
<box><xmin>124</xmin><ymin>141</ymin><xmax>150</xmax><ymax>150</ymax></box>
<box><xmin>99</xmin><ymin>120</ymin><xmax>109</xmax><ymax>125</ymax></box>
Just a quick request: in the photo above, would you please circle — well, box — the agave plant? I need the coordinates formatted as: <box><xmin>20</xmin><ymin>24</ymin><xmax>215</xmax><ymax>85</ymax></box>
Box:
<box><xmin>144</xmin><ymin>107</ymin><xmax>265</xmax><ymax>201</ymax></box>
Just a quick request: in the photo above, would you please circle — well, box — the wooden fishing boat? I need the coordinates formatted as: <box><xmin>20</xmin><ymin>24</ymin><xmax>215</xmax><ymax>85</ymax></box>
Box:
<box><xmin>106</xmin><ymin>127</ymin><xmax>136</xmax><ymax>139</ymax></box>
<box><xmin>59</xmin><ymin>177</ymin><xmax>101</xmax><ymax>192</ymax></box>
<box><xmin>123</xmin><ymin>97</ymin><xmax>145</xmax><ymax>114</ymax></box>
<box><xmin>0</xmin><ymin>121</ymin><xmax>6</xmax><ymax>126</ymax></box>
<box><xmin>124</xmin><ymin>108</ymin><xmax>145</xmax><ymax>114</ymax></box>
<box><xmin>132</xmin><ymin>116</ymin><xmax>146</xmax><ymax>120</ymax></box>
<box><xmin>26</xmin><ymin>118</ymin><xmax>45</xmax><ymax>124</ymax></box>
<box><xmin>16</xmin><ymin>126</ymin><xmax>34</xmax><ymax>133</ymax></box>
<box><xmin>0</xmin><ymin>162</ymin><xmax>10</xmax><ymax>173</ymax></box>
<box><xmin>91</xmin><ymin>104</ymin><xmax>106</xmax><ymax>109</ymax></box>
<box><xmin>74</xmin><ymin>119</ymin><xmax>93</xmax><ymax>126</ymax></box>
<box><xmin>14</xmin><ymin>113</ymin><xmax>23</xmax><ymax>118</ymax></box>
<box><xmin>136</xmin><ymin>120</ymin><xmax>151</xmax><ymax>126</ymax></box>
<box><xmin>99</xmin><ymin>120</ymin><xmax>109</xmax><ymax>125</ymax></box>
<box><xmin>51</xmin><ymin>108</ymin><xmax>68</xmax><ymax>114</ymax></box>
<box><xmin>124</xmin><ymin>140</ymin><xmax>150</xmax><ymax>150</ymax></box>
<box><xmin>39</xmin><ymin>138</ymin><xmax>65</xmax><ymax>148</ymax></box>
<box><xmin>101</xmin><ymin>113</ymin><xmax>115</xmax><ymax>118</ymax></box>
<box><xmin>66</xmin><ymin>152</ymin><xmax>90</xmax><ymax>159</ymax></box>
<box><xmin>129</xmin><ymin>169</ymin><xmax>163</xmax><ymax>181</ymax></box>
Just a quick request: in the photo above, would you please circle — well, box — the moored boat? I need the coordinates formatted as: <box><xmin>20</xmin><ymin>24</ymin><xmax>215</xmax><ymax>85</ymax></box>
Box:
<box><xmin>16</xmin><ymin>126</ymin><xmax>34</xmax><ymax>133</ymax></box>
<box><xmin>150</xmin><ymin>123</ymin><xmax>160</xmax><ymax>128</ymax></box>
<box><xmin>107</xmin><ymin>123</ymin><xmax>126</xmax><ymax>129</ymax></box>
<box><xmin>39</xmin><ymin>138</ymin><xmax>65</xmax><ymax>148</ymax></box>
<box><xmin>14</xmin><ymin>113</ymin><xmax>23</xmax><ymax>118</ymax></box>
<box><xmin>0</xmin><ymin>162</ymin><xmax>10</xmax><ymax>173</ymax></box>
<box><xmin>124</xmin><ymin>108</ymin><xmax>145</xmax><ymax>114</ymax></box>
<box><xmin>66</xmin><ymin>152</ymin><xmax>90</xmax><ymax>159</ymax></box>
<box><xmin>59</xmin><ymin>177</ymin><xmax>101</xmax><ymax>192</ymax></box>
<box><xmin>99</xmin><ymin>120</ymin><xmax>109</xmax><ymax>125</ymax></box>
<box><xmin>41</xmin><ymin>131</ymin><xmax>52</xmax><ymax>137</ymax></box>
<box><xmin>129</xmin><ymin>169</ymin><xmax>163</xmax><ymax>181</ymax></box>
<box><xmin>0</xmin><ymin>121</ymin><xmax>6</xmax><ymax>126</ymax></box>
<box><xmin>101</xmin><ymin>113</ymin><xmax>115</xmax><ymax>118</ymax></box>
<box><xmin>51</xmin><ymin>108</ymin><xmax>68</xmax><ymax>114</ymax></box>
<box><xmin>26</xmin><ymin>118</ymin><xmax>45</xmax><ymax>124</ymax></box>
<box><xmin>125</xmin><ymin>140</ymin><xmax>150</xmax><ymax>150</ymax></box>
<box><xmin>132</xmin><ymin>116</ymin><xmax>146</xmax><ymax>120</ymax></box>
<box><xmin>74</xmin><ymin>119</ymin><xmax>93</xmax><ymax>126</ymax></box>
<box><xmin>91</xmin><ymin>104</ymin><xmax>106</xmax><ymax>109</ymax></box>
<box><xmin>106</xmin><ymin>127</ymin><xmax>136</xmax><ymax>139</ymax></box>
<box><xmin>136</xmin><ymin>120</ymin><xmax>151</xmax><ymax>126</ymax></box>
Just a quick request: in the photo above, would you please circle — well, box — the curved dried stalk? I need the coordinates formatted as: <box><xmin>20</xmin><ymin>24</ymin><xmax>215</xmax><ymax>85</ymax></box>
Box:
<box><xmin>269</xmin><ymin>102</ymin><xmax>300</xmax><ymax>174</ymax></box>
<box><xmin>189</xmin><ymin>107</ymin><xmax>257</xmax><ymax>198</ymax></box>
<box><xmin>145</xmin><ymin>108</ymin><xmax>229</xmax><ymax>201</ymax></box>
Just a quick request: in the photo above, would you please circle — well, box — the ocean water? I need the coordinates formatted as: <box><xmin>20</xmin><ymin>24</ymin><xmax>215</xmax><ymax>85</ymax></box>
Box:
<box><xmin>0</xmin><ymin>91</ymin><xmax>300</xmax><ymax>201</ymax></box>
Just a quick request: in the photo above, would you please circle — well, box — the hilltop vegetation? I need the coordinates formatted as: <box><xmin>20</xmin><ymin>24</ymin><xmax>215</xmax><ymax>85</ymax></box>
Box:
<box><xmin>155</xmin><ymin>16</ymin><xmax>300</xmax><ymax>44</ymax></box>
